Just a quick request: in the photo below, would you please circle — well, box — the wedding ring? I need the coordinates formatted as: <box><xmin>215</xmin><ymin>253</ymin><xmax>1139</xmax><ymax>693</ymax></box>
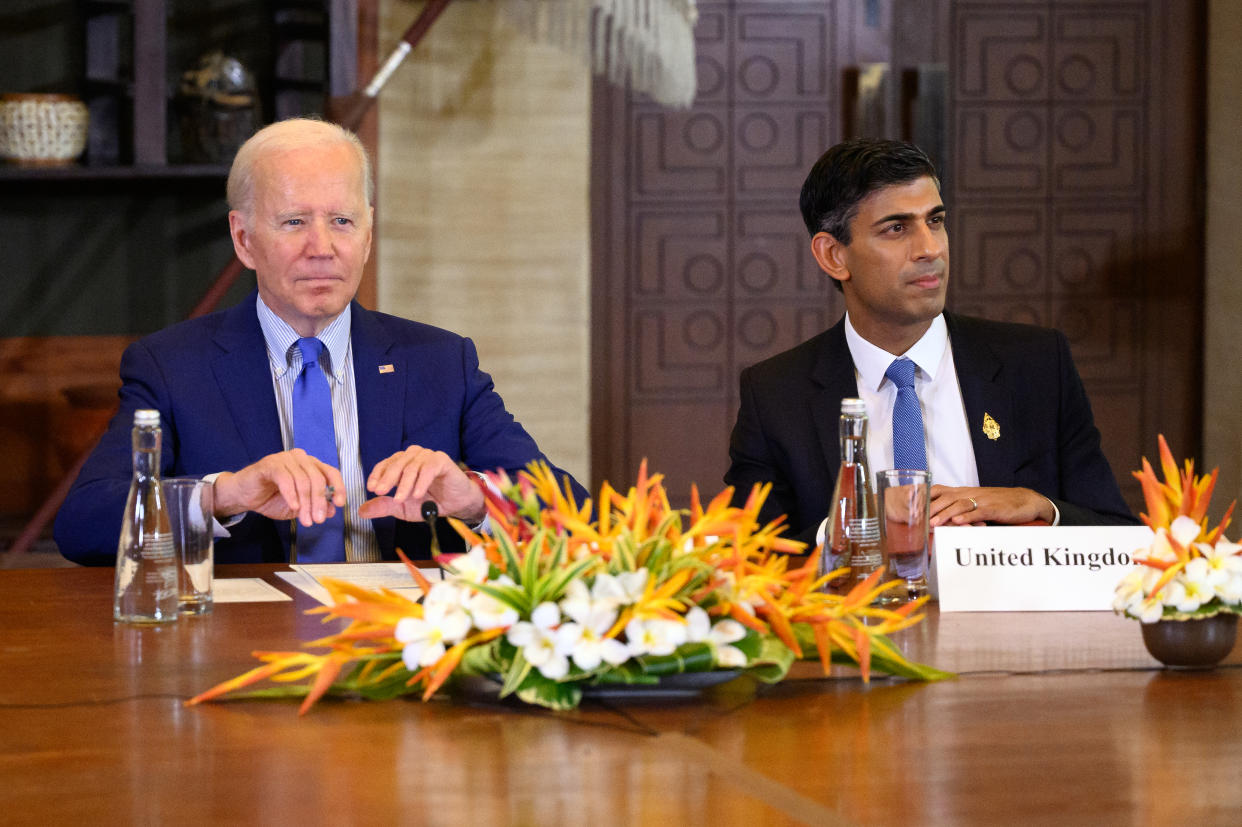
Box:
<box><xmin>324</xmin><ymin>485</ymin><xmax>335</xmax><ymax>501</ymax></box>
<box><xmin>968</xmin><ymin>497</ymin><xmax>978</xmax><ymax>511</ymax></box>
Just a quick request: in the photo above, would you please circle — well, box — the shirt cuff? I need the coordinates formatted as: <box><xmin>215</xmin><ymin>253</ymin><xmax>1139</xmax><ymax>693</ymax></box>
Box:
<box><xmin>1047</xmin><ymin>498</ymin><xmax>1061</xmax><ymax>527</ymax></box>
<box><xmin>201</xmin><ymin>472</ymin><xmax>244</xmax><ymax>537</ymax></box>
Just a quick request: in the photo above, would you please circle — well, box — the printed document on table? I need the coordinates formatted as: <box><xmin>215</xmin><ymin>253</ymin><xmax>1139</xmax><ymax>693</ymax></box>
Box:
<box><xmin>278</xmin><ymin>562</ymin><xmax>442</xmax><ymax>606</ymax></box>
<box><xmin>212</xmin><ymin>577</ymin><xmax>294</xmax><ymax>603</ymax></box>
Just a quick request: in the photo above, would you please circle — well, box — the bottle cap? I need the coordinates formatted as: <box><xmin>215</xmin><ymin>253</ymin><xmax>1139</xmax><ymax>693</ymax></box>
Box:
<box><xmin>840</xmin><ymin>398</ymin><xmax>866</xmax><ymax>416</ymax></box>
<box><xmin>133</xmin><ymin>409</ymin><xmax>160</xmax><ymax>426</ymax></box>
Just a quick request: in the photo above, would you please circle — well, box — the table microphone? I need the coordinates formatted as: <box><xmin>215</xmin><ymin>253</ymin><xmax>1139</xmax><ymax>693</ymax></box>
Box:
<box><xmin>421</xmin><ymin>500</ymin><xmax>442</xmax><ymax>557</ymax></box>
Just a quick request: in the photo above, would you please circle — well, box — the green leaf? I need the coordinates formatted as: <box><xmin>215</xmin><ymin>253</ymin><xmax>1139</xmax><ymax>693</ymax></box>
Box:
<box><xmin>743</xmin><ymin>634</ymin><xmax>795</xmax><ymax>683</ymax></box>
<box><xmin>493</xmin><ymin>526</ymin><xmax>523</xmax><ymax>583</ymax></box>
<box><xmin>516</xmin><ymin>677</ymin><xmax>582</xmax><ymax>711</ymax></box>
<box><xmin>458</xmin><ymin>637</ymin><xmax>506</xmax><ymax>676</ymax></box>
<box><xmin>541</xmin><ymin>555</ymin><xmax>600</xmax><ymax>603</ymax></box>
<box><xmin>499</xmin><ymin>648</ymin><xmax>535</xmax><ymax>698</ymax></box>
<box><xmin>468</xmin><ymin>580</ymin><xmax>530</xmax><ymax>615</ymax></box>
<box><xmin>522</xmin><ymin>529</ymin><xmax>544</xmax><ymax>590</ymax></box>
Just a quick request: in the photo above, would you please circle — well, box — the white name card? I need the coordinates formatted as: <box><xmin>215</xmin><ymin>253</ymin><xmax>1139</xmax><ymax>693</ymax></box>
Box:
<box><xmin>932</xmin><ymin>526</ymin><xmax>1154</xmax><ymax>612</ymax></box>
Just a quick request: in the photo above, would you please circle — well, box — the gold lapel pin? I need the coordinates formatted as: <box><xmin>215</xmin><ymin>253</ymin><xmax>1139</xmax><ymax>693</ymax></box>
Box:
<box><xmin>378</xmin><ymin>364</ymin><xmax>395</xmax><ymax>374</ymax></box>
<box><xmin>982</xmin><ymin>412</ymin><xmax>1000</xmax><ymax>441</ymax></box>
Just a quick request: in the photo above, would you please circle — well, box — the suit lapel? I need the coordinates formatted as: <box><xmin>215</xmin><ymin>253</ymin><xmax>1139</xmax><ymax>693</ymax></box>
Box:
<box><xmin>810</xmin><ymin>320</ymin><xmax>859</xmax><ymax>475</ymax></box>
<box><xmin>946</xmin><ymin>314</ymin><xmax>1016</xmax><ymax>487</ymax></box>
<box><xmin>350</xmin><ymin>303</ymin><xmax>404</xmax><ymax>553</ymax></box>
<box><xmin>210</xmin><ymin>295</ymin><xmax>284</xmax><ymax>463</ymax></box>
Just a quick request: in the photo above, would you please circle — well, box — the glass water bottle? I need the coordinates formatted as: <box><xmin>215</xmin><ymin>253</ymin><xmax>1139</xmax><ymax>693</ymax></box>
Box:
<box><xmin>821</xmin><ymin>398</ymin><xmax>886</xmax><ymax>593</ymax></box>
<box><xmin>113</xmin><ymin>409</ymin><xmax>178</xmax><ymax>624</ymax></box>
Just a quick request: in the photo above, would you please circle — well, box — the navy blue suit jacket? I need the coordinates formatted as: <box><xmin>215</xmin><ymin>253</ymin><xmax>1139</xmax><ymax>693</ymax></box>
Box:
<box><xmin>725</xmin><ymin>313</ymin><xmax>1136</xmax><ymax>547</ymax></box>
<box><xmin>55</xmin><ymin>294</ymin><xmax>586</xmax><ymax>565</ymax></box>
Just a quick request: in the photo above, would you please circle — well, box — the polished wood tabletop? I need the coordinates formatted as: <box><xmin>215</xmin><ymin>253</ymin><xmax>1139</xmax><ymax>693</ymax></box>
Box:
<box><xmin>1</xmin><ymin>565</ymin><xmax>1239</xmax><ymax>826</ymax></box>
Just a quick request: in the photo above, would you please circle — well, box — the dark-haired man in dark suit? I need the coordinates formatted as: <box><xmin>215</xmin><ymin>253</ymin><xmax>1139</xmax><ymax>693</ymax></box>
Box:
<box><xmin>725</xmin><ymin>138</ymin><xmax>1135</xmax><ymax>549</ymax></box>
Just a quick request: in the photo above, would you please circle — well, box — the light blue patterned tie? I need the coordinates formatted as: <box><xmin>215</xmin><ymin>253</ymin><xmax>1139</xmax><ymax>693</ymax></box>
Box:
<box><xmin>885</xmin><ymin>357</ymin><xmax>927</xmax><ymax>472</ymax></box>
<box><xmin>292</xmin><ymin>337</ymin><xmax>345</xmax><ymax>562</ymax></box>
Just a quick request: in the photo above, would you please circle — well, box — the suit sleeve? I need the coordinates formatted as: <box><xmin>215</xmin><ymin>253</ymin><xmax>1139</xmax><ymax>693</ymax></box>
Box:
<box><xmin>53</xmin><ymin>339</ymin><xmax>176</xmax><ymax>565</ymax></box>
<box><xmin>725</xmin><ymin>367</ymin><xmax>820</xmax><ymax>549</ymax></box>
<box><xmin>1047</xmin><ymin>331</ymin><xmax>1137</xmax><ymax>526</ymax></box>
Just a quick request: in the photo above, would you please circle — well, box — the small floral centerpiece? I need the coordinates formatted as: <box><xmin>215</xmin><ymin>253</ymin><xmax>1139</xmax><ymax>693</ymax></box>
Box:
<box><xmin>190</xmin><ymin>462</ymin><xmax>951</xmax><ymax>714</ymax></box>
<box><xmin>1113</xmin><ymin>436</ymin><xmax>1242</xmax><ymax>623</ymax></box>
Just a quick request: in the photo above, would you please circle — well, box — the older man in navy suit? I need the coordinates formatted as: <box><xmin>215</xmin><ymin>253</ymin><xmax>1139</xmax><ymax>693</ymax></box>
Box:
<box><xmin>725</xmin><ymin>139</ymin><xmax>1135</xmax><ymax>549</ymax></box>
<box><xmin>56</xmin><ymin>118</ymin><xmax>584</xmax><ymax>566</ymax></box>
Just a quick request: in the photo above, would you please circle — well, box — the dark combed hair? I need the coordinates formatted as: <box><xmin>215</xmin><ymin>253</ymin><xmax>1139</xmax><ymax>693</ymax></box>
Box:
<box><xmin>799</xmin><ymin>138</ymin><xmax>938</xmax><ymax>244</ymax></box>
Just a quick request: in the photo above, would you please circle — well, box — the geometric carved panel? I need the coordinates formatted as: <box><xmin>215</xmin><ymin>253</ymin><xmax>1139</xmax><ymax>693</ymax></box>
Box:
<box><xmin>955</xmin><ymin>9</ymin><xmax>1047</xmax><ymax>101</ymax></box>
<box><xmin>693</xmin><ymin>8</ymin><xmax>729</xmax><ymax>104</ymax></box>
<box><xmin>732</xmin><ymin>303</ymin><xmax>833</xmax><ymax>370</ymax></box>
<box><xmin>1052</xmin><ymin>10</ymin><xmax>1143</xmax><ymax>99</ymax></box>
<box><xmin>734</xmin><ymin>10</ymin><xmax>832</xmax><ymax>102</ymax></box>
<box><xmin>634</xmin><ymin>211</ymin><xmax>727</xmax><ymax>299</ymax></box>
<box><xmin>1051</xmin><ymin>106</ymin><xmax>1142</xmax><ymax>194</ymax></box>
<box><xmin>1053</xmin><ymin>297</ymin><xmax>1139</xmax><ymax>384</ymax></box>
<box><xmin>734</xmin><ymin>208</ymin><xmax>824</xmax><ymax>297</ymax></box>
<box><xmin>634</xmin><ymin>109</ymin><xmax>728</xmax><ymax>198</ymax></box>
<box><xmin>954</xmin><ymin>205</ymin><xmax>1045</xmax><ymax>295</ymax></box>
<box><xmin>633</xmin><ymin>308</ymin><xmax>727</xmax><ymax>396</ymax></box>
<box><xmin>735</xmin><ymin>108</ymin><xmax>830</xmax><ymax>196</ymax></box>
<box><xmin>955</xmin><ymin>106</ymin><xmax>1049</xmax><ymax>196</ymax></box>
<box><xmin>1051</xmin><ymin>206</ymin><xmax>1139</xmax><ymax>294</ymax></box>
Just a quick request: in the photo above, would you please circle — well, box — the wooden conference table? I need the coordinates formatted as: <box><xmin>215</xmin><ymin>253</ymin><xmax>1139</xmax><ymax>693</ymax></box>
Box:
<box><xmin>2</xmin><ymin>565</ymin><xmax>1240</xmax><ymax>826</ymax></box>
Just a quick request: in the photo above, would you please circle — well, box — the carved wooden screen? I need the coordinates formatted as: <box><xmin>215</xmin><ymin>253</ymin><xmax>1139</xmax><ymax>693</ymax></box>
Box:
<box><xmin>591</xmin><ymin>0</ymin><xmax>1203</xmax><ymax>511</ymax></box>
<box><xmin>943</xmin><ymin>0</ymin><xmax>1203</xmax><ymax>508</ymax></box>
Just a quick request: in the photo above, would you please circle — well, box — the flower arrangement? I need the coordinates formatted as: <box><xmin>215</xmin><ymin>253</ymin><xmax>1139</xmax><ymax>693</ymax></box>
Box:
<box><xmin>1113</xmin><ymin>436</ymin><xmax>1242</xmax><ymax>623</ymax></box>
<box><xmin>189</xmin><ymin>462</ymin><xmax>950</xmax><ymax>713</ymax></box>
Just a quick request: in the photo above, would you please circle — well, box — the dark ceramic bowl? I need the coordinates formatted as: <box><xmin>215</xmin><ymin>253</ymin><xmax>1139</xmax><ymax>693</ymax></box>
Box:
<box><xmin>1141</xmin><ymin>613</ymin><xmax>1239</xmax><ymax>668</ymax></box>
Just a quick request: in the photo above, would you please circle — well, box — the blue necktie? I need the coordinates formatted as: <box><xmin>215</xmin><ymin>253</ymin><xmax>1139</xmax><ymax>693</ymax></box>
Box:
<box><xmin>292</xmin><ymin>337</ymin><xmax>345</xmax><ymax>562</ymax></box>
<box><xmin>885</xmin><ymin>357</ymin><xmax>928</xmax><ymax>472</ymax></box>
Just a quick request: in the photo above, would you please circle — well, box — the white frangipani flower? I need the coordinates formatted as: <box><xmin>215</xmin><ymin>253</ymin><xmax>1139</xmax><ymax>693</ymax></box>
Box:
<box><xmin>443</xmin><ymin>546</ymin><xmax>492</xmax><ymax>585</ymax></box>
<box><xmin>555</xmin><ymin>583</ymin><xmax>629</xmax><ymax>670</ymax></box>
<box><xmin>1167</xmin><ymin>560</ymin><xmax>1216</xmax><ymax>614</ymax></box>
<box><xmin>466</xmin><ymin>587</ymin><xmax>519</xmax><ymax>631</ymax></box>
<box><xmin>1169</xmin><ymin>515</ymin><xmax>1203</xmax><ymax>547</ymax></box>
<box><xmin>506</xmin><ymin>601</ymin><xmax>569</xmax><ymax>679</ymax></box>
<box><xmin>591</xmin><ymin>569</ymin><xmax>648</xmax><ymax>607</ymax></box>
<box><xmin>422</xmin><ymin>581</ymin><xmax>467</xmax><ymax>611</ymax></box>
<box><xmin>625</xmin><ymin>616</ymin><xmax>688</xmax><ymax>657</ymax></box>
<box><xmin>684</xmin><ymin>607</ymin><xmax>748</xmax><ymax>667</ymax></box>
<box><xmin>395</xmin><ymin>602</ymin><xmax>472</xmax><ymax>669</ymax></box>
<box><xmin>1198</xmin><ymin>540</ymin><xmax>1242</xmax><ymax>604</ymax></box>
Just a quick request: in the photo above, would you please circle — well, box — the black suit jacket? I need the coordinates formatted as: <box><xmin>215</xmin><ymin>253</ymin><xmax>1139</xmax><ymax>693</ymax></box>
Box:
<box><xmin>55</xmin><ymin>293</ymin><xmax>586</xmax><ymax>566</ymax></box>
<box><xmin>725</xmin><ymin>313</ymin><xmax>1136</xmax><ymax>546</ymax></box>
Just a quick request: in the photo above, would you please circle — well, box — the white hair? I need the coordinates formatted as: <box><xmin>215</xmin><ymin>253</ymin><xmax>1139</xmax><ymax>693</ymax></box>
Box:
<box><xmin>226</xmin><ymin>118</ymin><xmax>374</xmax><ymax>218</ymax></box>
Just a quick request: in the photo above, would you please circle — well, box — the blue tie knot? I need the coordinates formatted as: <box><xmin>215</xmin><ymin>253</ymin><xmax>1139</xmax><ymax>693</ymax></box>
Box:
<box><xmin>297</xmin><ymin>337</ymin><xmax>325</xmax><ymax>371</ymax></box>
<box><xmin>885</xmin><ymin>357</ymin><xmax>917</xmax><ymax>389</ymax></box>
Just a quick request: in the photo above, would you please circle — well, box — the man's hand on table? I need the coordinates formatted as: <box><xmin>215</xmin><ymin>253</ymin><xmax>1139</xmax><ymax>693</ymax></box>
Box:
<box><xmin>358</xmin><ymin>445</ymin><xmax>486</xmax><ymax>525</ymax></box>
<box><xmin>929</xmin><ymin>485</ymin><xmax>1055</xmax><ymax>528</ymax></box>
<box><xmin>213</xmin><ymin>449</ymin><xmax>347</xmax><ymax>527</ymax></box>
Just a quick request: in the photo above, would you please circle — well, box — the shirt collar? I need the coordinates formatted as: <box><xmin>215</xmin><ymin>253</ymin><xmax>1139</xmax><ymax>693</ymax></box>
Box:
<box><xmin>256</xmin><ymin>294</ymin><xmax>352</xmax><ymax>381</ymax></box>
<box><xmin>844</xmin><ymin>312</ymin><xmax>949</xmax><ymax>392</ymax></box>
